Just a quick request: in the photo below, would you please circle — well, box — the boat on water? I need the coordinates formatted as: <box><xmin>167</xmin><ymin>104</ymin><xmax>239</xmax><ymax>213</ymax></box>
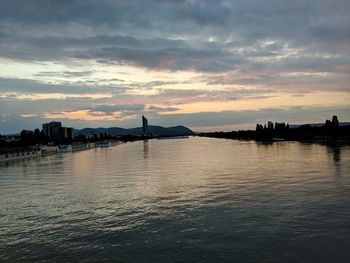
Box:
<box><xmin>95</xmin><ymin>141</ymin><xmax>111</xmax><ymax>148</ymax></box>
<box><xmin>41</xmin><ymin>146</ymin><xmax>58</xmax><ymax>155</ymax></box>
<box><xmin>57</xmin><ymin>145</ymin><xmax>72</xmax><ymax>153</ymax></box>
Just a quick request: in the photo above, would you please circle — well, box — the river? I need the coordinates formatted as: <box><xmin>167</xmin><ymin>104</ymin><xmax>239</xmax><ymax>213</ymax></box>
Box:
<box><xmin>1</xmin><ymin>137</ymin><xmax>350</xmax><ymax>262</ymax></box>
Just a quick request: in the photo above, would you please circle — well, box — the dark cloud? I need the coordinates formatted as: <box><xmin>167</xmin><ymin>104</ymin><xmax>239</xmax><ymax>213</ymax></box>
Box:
<box><xmin>34</xmin><ymin>70</ymin><xmax>94</xmax><ymax>78</ymax></box>
<box><xmin>1</xmin><ymin>0</ymin><xmax>349</xmax><ymax>72</ymax></box>
<box><xmin>0</xmin><ymin>77</ymin><xmax>127</xmax><ymax>95</ymax></box>
<box><xmin>0</xmin><ymin>0</ymin><xmax>349</xmax><ymax>132</ymax></box>
<box><xmin>125</xmin><ymin>80</ymin><xmax>192</xmax><ymax>90</ymax></box>
<box><xmin>0</xmin><ymin>77</ymin><xmax>275</xmax><ymax>106</ymax></box>
<box><xmin>0</xmin><ymin>33</ymin><xmax>246</xmax><ymax>71</ymax></box>
<box><xmin>83</xmin><ymin>104</ymin><xmax>145</xmax><ymax>114</ymax></box>
<box><xmin>147</xmin><ymin>88</ymin><xmax>275</xmax><ymax>104</ymax></box>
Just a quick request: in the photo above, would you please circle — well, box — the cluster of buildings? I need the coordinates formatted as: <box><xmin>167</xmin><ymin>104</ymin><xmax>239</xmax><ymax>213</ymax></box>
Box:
<box><xmin>325</xmin><ymin>115</ymin><xmax>339</xmax><ymax>127</ymax></box>
<box><xmin>4</xmin><ymin>115</ymin><xmax>150</xmax><ymax>146</ymax></box>
<box><xmin>256</xmin><ymin>116</ymin><xmax>340</xmax><ymax>132</ymax></box>
<box><xmin>256</xmin><ymin>121</ymin><xmax>290</xmax><ymax>131</ymax></box>
<box><xmin>42</xmin><ymin>121</ymin><xmax>74</xmax><ymax>142</ymax></box>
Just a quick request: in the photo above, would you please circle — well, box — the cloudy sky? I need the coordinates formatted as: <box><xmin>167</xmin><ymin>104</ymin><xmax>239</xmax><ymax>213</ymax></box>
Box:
<box><xmin>1</xmin><ymin>0</ymin><xmax>349</xmax><ymax>134</ymax></box>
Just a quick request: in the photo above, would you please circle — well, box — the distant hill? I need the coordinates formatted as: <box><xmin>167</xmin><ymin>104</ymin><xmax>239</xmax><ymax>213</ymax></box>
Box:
<box><xmin>75</xmin><ymin>125</ymin><xmax>195</xmax><ymax>137</ymax></box>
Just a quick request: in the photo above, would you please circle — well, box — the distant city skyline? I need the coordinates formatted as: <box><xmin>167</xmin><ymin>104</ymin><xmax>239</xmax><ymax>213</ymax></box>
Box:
<box><xmin>1</xmin><ymin>0</ymin><xmax>350</xmax><ymax>134</ymax></box>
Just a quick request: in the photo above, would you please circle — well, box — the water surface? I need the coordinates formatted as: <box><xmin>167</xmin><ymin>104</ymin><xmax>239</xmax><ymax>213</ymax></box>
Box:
<box><xmin>1</xmin><ymin>138</ymin><xmax>350</xmax><ymax>262</ymax></box>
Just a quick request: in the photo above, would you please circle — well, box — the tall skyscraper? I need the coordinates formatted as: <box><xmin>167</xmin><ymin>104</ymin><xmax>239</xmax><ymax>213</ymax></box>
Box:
<box><xmin>142</xmin><ymin>115</ymin><xmax>148</xmax><ymax>136</ymax></box>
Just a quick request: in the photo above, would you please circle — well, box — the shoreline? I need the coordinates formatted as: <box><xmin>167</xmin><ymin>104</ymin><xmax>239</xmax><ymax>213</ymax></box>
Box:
<box><xmin>0</xmin><ymin>140</ymin><xmax>127</xmax><ymax>164</ymax></box>
<box><xmin>2</xmin><ymin>136</ymin><xmax>349</xmax><ymax>165</ymax></box>
<box><xmin>199</xmin><ymin>135</ymin><xmax>350</xmax><ymax>146</ymax></box>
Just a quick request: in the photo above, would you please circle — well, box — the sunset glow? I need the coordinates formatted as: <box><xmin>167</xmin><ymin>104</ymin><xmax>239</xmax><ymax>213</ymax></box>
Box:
<box><xmin>0</xmin><ymin>0</ymin><xmax>349</xmax><ymax>133</ymax></box>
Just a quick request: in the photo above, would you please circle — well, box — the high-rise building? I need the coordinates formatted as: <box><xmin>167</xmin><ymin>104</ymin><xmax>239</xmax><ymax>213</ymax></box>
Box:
<box><xmin>42</xmin><ymin>121</ymin><xmax>62</xmax><ymax>138</ymax></box>
<box><xmin>332</xmin><ymin>115</ymin><xmax>339</xmax><ymax>126</ymax></box>
<box><xmin>42</xmin><ymin>121</ymin><xmax>73</xmax><ymax>142</ymax></box>
<box><xmin>267</xmin><ymin>121</ymin><xmax>274</xmax><ymax>129</ymax></box>
<box><xmin>42</xmin><ymin>123</ymin><xmax>49</xmax><ymax>137</ymax></box>
<box><xmin>66</xmin><ymin>128</ymin><xmax>74</xmax><ymax>141</ymax></box>
<box><xmin>142</xmin><ymin>115</ymin><xmax>148</xmax><ymax>136</ymax></box>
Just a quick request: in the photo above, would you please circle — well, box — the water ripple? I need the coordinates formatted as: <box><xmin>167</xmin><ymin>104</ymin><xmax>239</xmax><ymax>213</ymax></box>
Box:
<box><xmin>1</xmin><ymin>138</ymin><xmax>350</xmax><ymax>262</ymax></box>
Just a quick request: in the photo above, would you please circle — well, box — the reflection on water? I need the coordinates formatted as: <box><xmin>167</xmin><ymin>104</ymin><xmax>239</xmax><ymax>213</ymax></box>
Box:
<box><xmin>326</xmin><ymin>145</ymin><xmax>343</xmax><ymax>176</ymax></box>
<box><xmin>143</xmin><ymin>140</ymin><xmax>149</xmax><ymax>159</ymax></box>
<box><xmin>331</xmin><ymin>147</ymin><xmax>341</xmax><ymax>163</ymax></box>
<box><xmin>1</xmin><ymin>138</ymin><xmax>350</xmax><ymax>262</ymax></box>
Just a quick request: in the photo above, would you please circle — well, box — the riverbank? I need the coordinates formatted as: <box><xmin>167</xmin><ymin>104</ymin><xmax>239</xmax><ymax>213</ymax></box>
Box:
<box><xmin>0</xmin><ymin>148</ymin><xmax>42</xmax><ymax>162</ymax></box>
<box><xmin>0</xmin><ymin>140</ymin><xmax>127</xmax><ymax>163</ymax></box>
<box><xmin>199</xmin><ymin>123</ymin><xmax>350</xmax><ymax>145</ymax></box>
<box><xmin>199</xmin><ymin>133</ymin><xmax>350</xmax><ymax>146</ymax></box>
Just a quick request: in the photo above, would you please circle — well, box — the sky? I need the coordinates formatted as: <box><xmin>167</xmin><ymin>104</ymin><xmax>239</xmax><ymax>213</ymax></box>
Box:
<box><xmin>0</xmin><ymin>0</ymin><xmax>350</xmax><ymax>134</ymax></box>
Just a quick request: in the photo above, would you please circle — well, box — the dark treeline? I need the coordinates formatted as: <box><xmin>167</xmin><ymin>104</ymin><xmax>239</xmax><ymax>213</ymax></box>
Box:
<box><xmin>19</xmin><ymin>129</ymin><xmax>48</xmax><ymax>145</ymax></box>
<box><xmin>0</xmin><ymin>132</ymin><xmax>156</xmax><ymax>149</ymax></box>
<box><xmin>0</xmin><ymin>132</ymin><xmax>147</xmax><ymax>148</ymax></box>
<box><xmin>0</xmin><ymin>129</ymin><xmax>48</xmax><ymax>148</ymax></box>
<box><xmin>75</xmin><ymin>132</ymin><xmax>115</xmax><ymax>143</ymax></box>
<box><xmin>3</xmin><ymin>129</ymin><xmax>73</xmax><ymax>147</ymax></box>
<box><xmin>200</xmin><ymin>116</ymin><xmax>350</xmax><ymax>143</ymax></box>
